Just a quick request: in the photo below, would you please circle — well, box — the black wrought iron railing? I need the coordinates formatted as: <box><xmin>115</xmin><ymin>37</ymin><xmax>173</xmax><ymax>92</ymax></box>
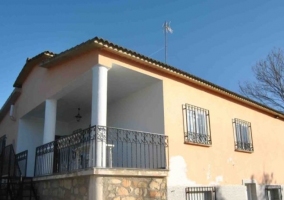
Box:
<box><xmin>185</xmin><ymin>187</ymin><xmax>216</xmax><ymax>200</ymax></box>
<box><xmin>0</xmin><ymin>135</ymin><xmax>6</xmax><ymax>177</ymax></box>
<box><xmin>0</xmin><ymin>145</ymin><xmax>22</xmax><ymax>178</ymax></box>
<box><xmin>34</xmin><ymin>141</ymin><xmax>56</xmax><ymax>176</ymax></box>
<box><xmin>235</xmin><ymin>141</ymin><xmax>253</xmax><ymax>152</ymax></box>
<box><xmin>34</xmin><ymin>126</ymin><xmax>169</xmax><ymax>177</ymax></box>
<box><xmin>15</xmin><ymin>150</ymin><xmax>28</xmax><ymax>177</ymax></box>
<box><xmin>0</xmin><ymin>142</ymin><xmax>31</xmax><ymax>199</ymax></box>
<box><xmin>187</xmin><ymin>133</ymin><xmax>211</xmax><ymax>145</ymax></box>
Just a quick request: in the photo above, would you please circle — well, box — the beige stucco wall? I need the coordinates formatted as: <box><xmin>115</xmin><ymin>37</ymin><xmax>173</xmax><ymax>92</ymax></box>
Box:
<box><xmin>96</xmin><ymin>52</ymin><xmax>280</xmax><ymax>200</ymax></box>
<box><xmin>96</xmin><ymin>52</ymin><xmax>284</xmax><ymax>200</ymax></box>
<box><xmin>0</xmin><ymin>50</ymin><xmax>99</xmax><ymax>151</ymax></box>
<box><xmin>97</xmin><ymin>51</ymin><xmax>284</xmax><ymax>187</ymax></box>
<box><xmin>163</xmin><ymin>77</ymin><xmax>284</xmax><ymax>185</ymax></box>
<box><xmin>0</xmin><ymin>108</ymin><xmax>18</xmax><ymax>147</ymax></box>
<box><xmin>17</xmin><ymin>50</ymin><xmax>99</xmax><ymax>120</ymax></box>
<box><xmin>1</xmin><ymin>47</ymin><xmax>284</xmax><ymax>193</ymax></box>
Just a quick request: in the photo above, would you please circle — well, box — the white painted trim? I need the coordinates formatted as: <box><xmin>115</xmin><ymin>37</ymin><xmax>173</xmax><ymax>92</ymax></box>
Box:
<box><xmin>43</xmin><ymin>99</ymin><xmax>57</xmax><ymax>144</ymax></box>
<box><xmin>33</xmin><ymin>168</ymin><xmax>168</xmax><ymax>181</ymax></box>
<box><xmin>91</xmin><ymin>64</ymin><xmax>110</xmax><ymax>200</ymax></box>
<box><xmin>91</xmin><ymin>64</ymin><xmax>110</xmax><ymax>126</ymax></box>
<box><xmin>242</xmin><ymin>179</ymin><xmax>258</xmax><ymax>185</ymax></box>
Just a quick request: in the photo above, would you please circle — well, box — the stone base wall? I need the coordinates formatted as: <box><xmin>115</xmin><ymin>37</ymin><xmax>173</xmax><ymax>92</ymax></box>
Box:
<box><xmin>35</xmin><ymin>176</ymin><xmax>89</xmax><ymax>200</ymax></box>
<box><xmin>103</xmin><ymin>177</ymin><xmax>167</xmax><ymax>200</ymax></box>
<box><xmin>33</xmin><ymin>168</ymin><xmax>168</xmax><ymax>200</ymax></box>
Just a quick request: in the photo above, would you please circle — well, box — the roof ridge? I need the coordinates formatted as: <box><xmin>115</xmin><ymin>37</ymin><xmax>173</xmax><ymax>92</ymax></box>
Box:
<box><xmin>26</xmin><ymin>51</ymin><xmax>56</xmax><ymax>63</ymax></box>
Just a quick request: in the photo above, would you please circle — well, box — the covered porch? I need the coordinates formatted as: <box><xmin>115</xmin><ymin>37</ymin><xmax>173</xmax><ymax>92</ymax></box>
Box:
<box><xmin>16</xmin><ymin>64</ymin><xmax>168</xmax><ymax>177</ymax></box>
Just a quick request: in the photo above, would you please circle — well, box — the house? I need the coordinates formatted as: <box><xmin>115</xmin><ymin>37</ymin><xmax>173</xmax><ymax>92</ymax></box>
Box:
<box><xmin>0</xmin><ymin>36</ymin><xmax>284</xmax><ymax>200</ymax></box>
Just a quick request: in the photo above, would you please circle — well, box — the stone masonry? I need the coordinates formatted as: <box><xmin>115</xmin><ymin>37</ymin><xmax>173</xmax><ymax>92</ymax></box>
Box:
<box><xmin>33</xmin><ymin>169</ymin><xmax>168</xmax><ymax>200</ymax></box>
<box><xmin>103</xmin><ymin>177</ymin><xmax>167</xmax><ymax>200</ymax></box>
<box><xmin>36</xmin><ymin>176</ymin><xmax>89</xmax><ymax>200</ymax></box>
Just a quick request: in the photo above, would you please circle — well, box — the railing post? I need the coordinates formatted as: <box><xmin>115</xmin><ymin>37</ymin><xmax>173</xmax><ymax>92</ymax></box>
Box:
<box><xmin>34</xmin><ymin>148</ymin><xmax>38</xmax><ymax>177</ymax></box>
<box><xmin>24</xmin><ymin>151</ymin><xmax>28</xmax><ymax>177</ymax></box>
<box><xmin>106</xmin><ymin>144</ymin><xmax>114</xmax><ymax>168</ymax></box>
<box><xmin>53</xmin><ymin>140</ymin><xmax>58</xmax><ymax>174</ymax></box>
<box><xmin>0</xmin><ymin>143</ymin><xmax>4</xmax><ymax>177</ymax></box>
<box><xmin>88</xmin><ymin>126</ymin><xmax>96</xmax><ymax>168</ymax></box>
<box><xmin>8</xmin><ymin>146</ymin><xmax>12</xmax><ymax>177</ymax></box>
<box><xmin>67</xmin><ymin>145</ymin><xmax>70</xmax><ymax>172</ymax></box>
<box><xmin>18</xmin><ymin>175</ymin><xmax>23</xmax><ymax>200</ymax></box>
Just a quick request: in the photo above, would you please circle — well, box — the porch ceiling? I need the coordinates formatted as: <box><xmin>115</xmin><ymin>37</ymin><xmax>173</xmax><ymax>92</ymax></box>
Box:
<box><xmin>24</xmin><ymin>65</ymin><xmax>160</xmax><ymax>122</ymax></box>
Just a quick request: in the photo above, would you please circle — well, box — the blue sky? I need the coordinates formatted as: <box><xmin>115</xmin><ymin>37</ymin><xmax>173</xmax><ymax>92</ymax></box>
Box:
<box><xmin>1</xmin><ymin>1</ymin><xmax>284</xmax><ymax>108</ymax></box>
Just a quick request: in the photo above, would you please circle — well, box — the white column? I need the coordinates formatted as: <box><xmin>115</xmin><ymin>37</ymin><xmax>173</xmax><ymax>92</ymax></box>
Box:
<box><xmin>91</xmin><ymin>65</ymin><xmax>108</xmax><ymax>126</ymax></box>
<box><xmin>43</xmin><ymin>99</ymin><xmax>57</xmax><ymax>144</ymax></box>
<box><xmin>91</xmin><ymin>64</ymin><xmax>109</xmax><ymax>168</ymax></box>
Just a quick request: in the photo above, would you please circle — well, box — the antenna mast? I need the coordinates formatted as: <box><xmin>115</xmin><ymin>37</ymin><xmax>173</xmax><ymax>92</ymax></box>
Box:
<box><xmin>163</xmin><ymin>21</ymin><xmax>173</xmax><ymax>64</ymax></box>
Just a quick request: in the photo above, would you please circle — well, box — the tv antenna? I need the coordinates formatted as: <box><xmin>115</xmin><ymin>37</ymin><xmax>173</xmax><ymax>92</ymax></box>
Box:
<box><xmin>163</xmin><ymin>21</ymin><xmax>173</xmax><ymax>64</ymax></box>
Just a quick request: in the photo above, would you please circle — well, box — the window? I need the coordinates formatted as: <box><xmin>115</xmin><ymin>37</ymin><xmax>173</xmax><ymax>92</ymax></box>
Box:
<box><xmin>185</xmin><ymin>187</ymin><xmax>216</xmax><ymax>200</ymax></box>
<box><xmin>233</xmin><ymin>118</ymin><xmax>253</xmax><ymax>152</ymax></box>
<box><xmin>266</xmin><ymin>185</ymin><xmax>282</xmax><ymax>200</ymax></box>
<box><xmin>183</xmin><ymin>104</ymin><xmax>211</xmax><ymax>146</ymax></box>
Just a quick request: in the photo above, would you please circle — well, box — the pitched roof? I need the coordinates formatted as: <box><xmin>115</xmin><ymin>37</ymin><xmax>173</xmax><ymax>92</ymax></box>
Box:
<box><xmin>41</xmin><ymin>37</ymin><xmax>284</xmax><ymax>118</ymax></box>
<box><xmin>4</xmin><ymin>36</ymin><xmax>284</xmax><ymax>120</ymax></box>
<box><xmin>0</xmin><ymin>51</ymin><xmax>55</xmax><ymax>122</ymax></box>
<box><xmin>13</xmin><ymin>51</ymin><xmax>55</xmax><ymax>88</ymax></box>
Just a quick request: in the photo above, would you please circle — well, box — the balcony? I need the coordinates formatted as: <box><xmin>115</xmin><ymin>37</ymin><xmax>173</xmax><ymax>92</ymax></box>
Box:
<box><xmin>34</xmin><ymin>126</ymin><xmax>168</xmax><ymax>177</ymax></box>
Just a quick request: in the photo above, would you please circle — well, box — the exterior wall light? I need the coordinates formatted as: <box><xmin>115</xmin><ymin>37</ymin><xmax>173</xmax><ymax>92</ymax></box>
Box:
<box><xmin>75</xmin><ymin>108</ymin><xmax>82</xmax><ymax>122</ymax></box>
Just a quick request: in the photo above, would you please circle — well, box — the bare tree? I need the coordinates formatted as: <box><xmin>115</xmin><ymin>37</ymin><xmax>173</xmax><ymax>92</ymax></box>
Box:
<box><xmin>239</xmin><ymin>49</ymin><xmax>284</xmax><ymax>113</ymax></box>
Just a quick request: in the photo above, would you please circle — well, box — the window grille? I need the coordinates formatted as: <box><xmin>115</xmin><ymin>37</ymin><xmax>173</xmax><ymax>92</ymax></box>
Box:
<box><xmin>265</xmin><ymin>185</ymin><xmax>282</xmax><ymax>200</ymax></box>
<box><xmin>185</xmin><ymin>187</ymin><xmax>216</xmax><ymax>200</ymax></box>
<box><xmin>232</xmin><ymin>118</ymin><xmax>253</xmax><ymax>152</ymax></box>
<box><xmin>183</xmin><ymin>104</ymin><xmax>211</xmax><ymax>146</ymax></box>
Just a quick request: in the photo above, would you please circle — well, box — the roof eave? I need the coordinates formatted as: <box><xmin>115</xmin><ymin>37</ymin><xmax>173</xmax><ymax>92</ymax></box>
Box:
<box><xmin>34</xmin><ymin>37</ymin><xmax>284</xmax><ymax>119</ymax></box>
<box><xmin>13</xmin><ymin>52</ymin><xmax>55</xmax><ymax>88</ymax></box>
<box><xmin>94</xmin><ymin>39</ymin><xmax>284</xmax><ymax>119</ymax></box>
<box><xmin>41</xmin><ymin>38</ymin><xmax>101</xmax><ymax>69</ymax></box>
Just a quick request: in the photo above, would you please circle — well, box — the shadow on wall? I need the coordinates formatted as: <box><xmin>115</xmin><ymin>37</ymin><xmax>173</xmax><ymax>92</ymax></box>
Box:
<box><xmin>251</xmin><ymin>172</ymin><xmax>275</xmax><ymax>184</ymax></box>
<box><xmin>251</xmin><ymin>172</ymin><xmax>276</xmax><ymax>200</ymax></box>
<box><xmin>215</xmin><ymin>188</ymin><xmax>225</xmax><ymax>200</ymax></box>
